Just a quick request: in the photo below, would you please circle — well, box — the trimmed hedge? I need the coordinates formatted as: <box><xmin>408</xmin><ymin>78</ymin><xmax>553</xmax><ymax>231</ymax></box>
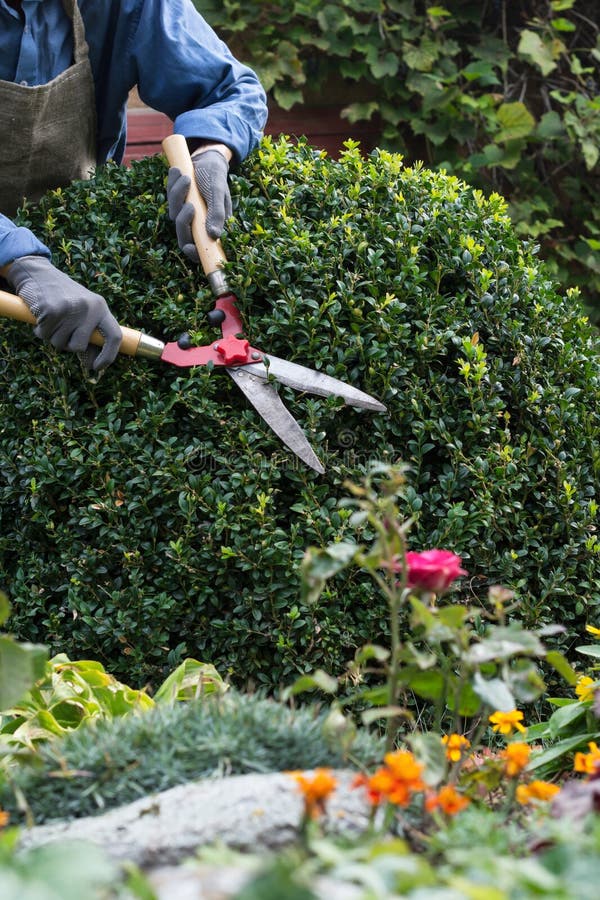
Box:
<box><xmin>1</xmin><ymin>139</ymin><xmax>599</xmax><ymax>687</ymax></box>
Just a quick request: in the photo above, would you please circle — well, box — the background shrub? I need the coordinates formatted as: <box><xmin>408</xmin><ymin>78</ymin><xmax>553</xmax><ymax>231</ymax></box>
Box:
<box><xmin>0</xmin><ymin>141</ymin><xmax>598</xmax><ymax>687</ymax></box>
<box><xmin>195</xmin><ymin>0</ymin><xmax>600</xmax><ymax>317</ymax></box>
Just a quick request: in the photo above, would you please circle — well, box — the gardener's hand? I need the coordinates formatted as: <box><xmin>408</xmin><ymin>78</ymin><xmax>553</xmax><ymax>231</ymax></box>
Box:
<box><xmin>5</xmin><ymin>255</ymin><xmax>122</xmax><ymax>371</ymax></box>
<box><xmin>167</xmin><ymin>143</ymin><xmax>233</xmax><ymax>262</ymax></box>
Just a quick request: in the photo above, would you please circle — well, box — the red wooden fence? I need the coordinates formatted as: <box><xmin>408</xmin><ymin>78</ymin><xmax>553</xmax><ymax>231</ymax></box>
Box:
<box><xmin>124</xmin><ymin>105</ymin><xmax>380</xmax><ymax>164</ymax></box>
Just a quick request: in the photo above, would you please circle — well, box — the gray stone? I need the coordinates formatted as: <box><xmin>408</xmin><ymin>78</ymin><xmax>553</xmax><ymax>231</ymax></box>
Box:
<box><xmin>18</xmin><ymin>770</ymin><xmax>370</xmax><ymax>869</ymax></box>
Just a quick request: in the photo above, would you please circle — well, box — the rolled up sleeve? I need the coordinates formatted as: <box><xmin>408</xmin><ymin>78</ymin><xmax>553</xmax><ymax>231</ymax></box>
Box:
<box><xmin>0</xmin><ymin>215</ymin><xmax>51</xmax><ymax>267</ymax></box>
<box><xmin>132</xmin><ymin>0</ymin><xmax>267</xmax><ymax>164</ymax></box>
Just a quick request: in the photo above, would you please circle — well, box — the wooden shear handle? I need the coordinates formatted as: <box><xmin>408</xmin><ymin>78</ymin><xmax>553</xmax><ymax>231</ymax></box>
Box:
<box><xmin>162</xmin><ymin>134</ymin><xmax>228</xmax><ymax>283</ymax></box>
<box><xmin>0</xmin><ymin>288</ymin><xmax>159</xmax><ymax>358</ymax></box>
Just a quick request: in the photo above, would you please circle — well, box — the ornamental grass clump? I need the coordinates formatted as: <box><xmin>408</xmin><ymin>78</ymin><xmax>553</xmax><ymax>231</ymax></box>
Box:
<box><xmin>1</xmin><ymin>137</ymin><xmax>599</xmax><ymax>686</ymax></box>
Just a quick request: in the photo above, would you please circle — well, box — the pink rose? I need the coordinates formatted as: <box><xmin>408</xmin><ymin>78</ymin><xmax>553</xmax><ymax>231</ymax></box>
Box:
<box><xmin>405</xmin><ymin>550</ymin><xmax>467</xmax><ymax>593</ymax></box>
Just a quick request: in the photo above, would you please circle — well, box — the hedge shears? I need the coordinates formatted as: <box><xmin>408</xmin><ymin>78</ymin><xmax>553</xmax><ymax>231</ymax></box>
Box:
<box><xmin>0</xmin><ymin>134</ymin><xmax>386</xmax><ymax>473</ymax></box>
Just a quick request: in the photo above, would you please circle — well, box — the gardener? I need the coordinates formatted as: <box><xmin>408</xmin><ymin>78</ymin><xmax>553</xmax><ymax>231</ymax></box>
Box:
<box><xmin>0</xmin><ymin>0</ymin><xmax>267</xmax><ymax>371</ymax></box>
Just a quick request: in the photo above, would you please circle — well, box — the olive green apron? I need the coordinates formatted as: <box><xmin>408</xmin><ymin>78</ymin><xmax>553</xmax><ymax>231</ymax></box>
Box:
<box><xmin>0</xmin><ymin>0</ymin><xmax>97</xmax><ymax>217</ymax></box>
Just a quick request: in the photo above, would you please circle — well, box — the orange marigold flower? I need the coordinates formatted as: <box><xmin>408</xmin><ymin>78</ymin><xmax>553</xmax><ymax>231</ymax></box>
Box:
<box><xmin>489</xmin><ymin>709</ymin><xmax>527</xmax><ymax>735</ymax></box>
<box><xmin>442</xmin><ymin>733</ymin><xmax>471</xmax><ymax>762</ymax></box>
<box><xmin>573</xmin><ymin>741</ymin><xmax>600</xmax><ymax>777</ymax></box>
<box><xmin>355</xmin><ymin>750</ymin><xmax>426</xmax><ymax>808</ymax></box>
<box><xmin>501</xmin><ymin>742</ymin><xmax>531</xmax><ymax>777</ymax></box>
<box><xmin>425</xmin><ymin>784</ymin><xmax>470</xmax><ymax>815</ymax></box>
<box><xmin>516</xmin><ymin>780</ymin><xmax>560</xmax><ymax>805</ymax></box>
<box><xmin>351</xmin><ymin>772</ymin><xmax>384</xmax><ymax>806</ymax></box>
<box><xmin>575</xmin><ymin>675</ymin><xmax>597</xmax><ymax>703</ymax></box>
<box><xmin>384</xmin><ymin>749</ymin><xmax>425</xmax><ymax>783</ymax></box>
<box><xmin>0</xmin><ymin>808</ymin><xmax>9</xmax><ymax>829</ymax></box>
<box><xmin>289</xmin><ymin>768</ymin><xmax>338</xmax><ymax>819</ymax></box>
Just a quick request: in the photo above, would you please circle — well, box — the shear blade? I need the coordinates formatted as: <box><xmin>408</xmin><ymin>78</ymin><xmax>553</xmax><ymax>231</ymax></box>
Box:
<box><xmin>238</xmin><ymin>356</ymin><xmax>387</xmax><ymax>412</ymax></box>
<box><xmin>226</xmin><ymin>368</ymin><xmax>325</xmax><ymax>474</ymax></box>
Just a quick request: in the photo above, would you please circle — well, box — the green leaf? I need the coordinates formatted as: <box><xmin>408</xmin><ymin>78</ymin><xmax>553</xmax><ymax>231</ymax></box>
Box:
<box><xmin>447</xmin><ymin>681</ymin><xmax>482</xmax><ymax>717</ymax></box>
<box><xmin>283</xmin><ymin>669</ymin><xmax>339</xmax><ymax>698</ymax></box>
<box><xmin>0</xmin><ymin>840</ymin><xmax>118</xmax><ymax>900</ymax></box>
<box><xmin>472</xmin><ymin>672</ymin><xmax>515</xmax><ymax>711</ymax></box>
<box><xmin>0</xmin><ymin>592</ymin><xmax>10</xmax><ymax>628</ymax></box>
<box><xmin>153</xmin><ymin>659</ymin><xmax>227</xmax><ymax>703</ymax></box>
<box><xmin>576</xmin><ymin>645</ymin><xmax>600</xmax><ymax>659</ymax></box>
<box><xmin>466</xmin><ymin>626</ymin><xmax>545</xmax><ymax>664</ymax></box>
<box><xmin>580</xmin><ymin>138</ymin><xmax>599</xmax><ymax>171</ymax></box>
<box><xmin>529</xmin><ymin>733</ymin><xmax>598</xmax><ymax>773</ymax></box>
<box><xmin>301</xmin><ymin>542</ymin><xmax>359</xmax><ymax>605</ymax></box>
<box><xmin>353</xmin><ymin>644</ymin><xmax>390</xmax><ymax>665</ymax></box>
<box><xmin>361</xmin><ymin>705</ymin><xmax>410</xmax><ymax>725</ymax></box>
<box><xmin>545</xmin><ymin>650</ymin><xmax>578</xmax><ymax>685</ymax></box>
<box><xmin>402</xmin><ymin>668</ymin><xmax>445</xmax><ymax>701</ymax></box>
<box><xmin>551</xmin><ymin>17</ymin><xmax>576</xmax><ymax>32</ymax></box>
<box><xmin>547</xmin><ymin>700</ymin><xmax>587</xmax><ymax>739</ymax></box>
<box><xmin>496</xmin><ymin>102</ymin><xmax>536</xmax><ymax>142</ymax></box>
<box><xmin>518</xmin><ymin>30</ymin><xmax>558</xmax><ymax>75</ymax></box>
<box><xmin>461</xmin><ymin>61</ymin><xmax>501</xmax><ymax>86</ymax></box>
<box><xmin>0</xmin><ymin>637</ymin><xmax>47</xmax><ymax>710</ymax></box>
<box><xmin>536</xmin><ymin>111</ymin><xmax>565</xmax><ymax>139</ymax></box>
<box><xmin>369</xmin><ymin>52</ymin><xmax>400</xmax><ymax>79</ymax></box>
<box><xmin>408</xmin><ymin>730</ymin><xmax>447</xmax><ymax>785</ymax></box>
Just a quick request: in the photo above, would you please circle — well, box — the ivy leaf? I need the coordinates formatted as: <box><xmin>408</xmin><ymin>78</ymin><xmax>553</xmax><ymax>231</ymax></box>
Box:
<box><xmin>403</xmin><ymin>37</ymin><xmax>440</xmax><ymax>73</ymax></box>
<box><xmin>551</xmin><ymin>17</ymin><xmax>576</xmax><ymax>32</ymax></box>
<box><xmin>496</xmin><ymin>102</ymin><xmax>536</xmax><ymax>142</ymax></box>
<box><xmin>369</xmin><ymin>52</ymin><xmax>400</xmax><ymax>79</ymax></box>
<box><xmin>462</xmin><ymin>61</ymin><xmax>501</xmax><ymax>85</ymax></box>
<box><xmin>518</xmin><ymin>29</ymin><xmax>558</xmax><ymax>75</ymax></box>
<box><xmin>536</xmin><ymin>110</ymin><xmax>565</xmax><ymax>139</ymax></box>
<box><xmin>580</xmin><ymin>138</ymin><xmax>599</xmax><ymax>171</ymax></box>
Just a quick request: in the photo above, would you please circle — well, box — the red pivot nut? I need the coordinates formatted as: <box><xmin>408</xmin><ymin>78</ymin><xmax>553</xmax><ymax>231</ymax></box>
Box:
<box><xmin>214</xmin><ymin>334</ymin><xmax>250</xmax><ymax>364</ymax></box>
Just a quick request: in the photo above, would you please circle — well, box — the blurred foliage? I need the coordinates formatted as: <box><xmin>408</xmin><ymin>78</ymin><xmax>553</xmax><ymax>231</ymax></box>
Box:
<box><xmin>1</xmin><ymin>143</ymin><xmax>599</xmax><ymax>688</ymax></box>
<box><xmin>195</xmin><ymin>0</ymin><xmax>600</xmax><ymax>317</ymax></box>
<box><xmin>0</xmin><ymin>591</ymin><xmax>47</xmax><ymax>711</ymax></box>
<box><xmin>0</xmin><ymin>655</ymin><xmax>226</xmax><ymax>770</ymax></box>
<box><xmin>0</xmin><ymin>690</ymin><xmax>383</xmax><ymax>825</ymax></box>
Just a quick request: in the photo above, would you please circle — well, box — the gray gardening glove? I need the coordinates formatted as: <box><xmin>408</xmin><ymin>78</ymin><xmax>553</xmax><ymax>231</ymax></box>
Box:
<box><xmin>6</xmin><ymin>255</ymin><xmax>122</xmax><ymax>371</ymax></box>
<box><xmin>167</xmin><ymin>148</ymin><xmax>232</xmax><ymax>262</ymax></box>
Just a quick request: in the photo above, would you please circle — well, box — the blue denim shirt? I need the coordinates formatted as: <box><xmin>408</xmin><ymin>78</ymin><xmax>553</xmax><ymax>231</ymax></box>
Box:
<box><xmin>0</xmin><ymin>0</ymin><xmax>267</xmax><ymax>264</ymax></box>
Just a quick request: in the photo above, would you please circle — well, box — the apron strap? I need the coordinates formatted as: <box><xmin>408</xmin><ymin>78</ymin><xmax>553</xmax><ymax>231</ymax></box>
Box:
<box><xmin>61</xmin><ymin>0</ymin><xmax>89</xmax><ymax>64</ymax></box>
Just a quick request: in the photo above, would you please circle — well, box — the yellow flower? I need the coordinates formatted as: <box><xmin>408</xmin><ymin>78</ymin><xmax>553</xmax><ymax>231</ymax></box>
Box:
<box><xmin>288</xmin><ymin>768</ymin><xmax>338</xmax><ymax>819</ymax></box>
<box><xmin>575</xmin><ymin>675</ymin><xmax>597</xmax><ymax>702</ymax></box>
<box><xmin>442</xmin><ymin>733</ymin><xmax>471</xmax><ymax>763</ymax></box>
<box><xmin>516</xmin><ymin>780</ymin><xmax>560</xmax><ymax>805</ymax></box>
<box><xmin>574</xmin><ymin>741</ymin><xmax>600</xmax><ymax>777</ymax></box>
<box><xmin>585</xmin><ymin>624</ymin><xmax>600</xmax><ymax>638</ymax></box>
<box><xmin>0</xmin><ymin>808</ymin><xmax>9</xmax><ymax>829</ymax></box>
<box><xmin>489</xmin><ymin>709</ymin><xmax>527</xmax><ymax>735</ymax></box>
<box><xmin>501</xmin><ymin>742</ymin><xmax>531</xmax><ymax>777</ymax></box>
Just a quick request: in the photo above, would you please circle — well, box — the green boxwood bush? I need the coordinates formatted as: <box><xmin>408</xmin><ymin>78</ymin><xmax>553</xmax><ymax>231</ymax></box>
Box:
<box><xmin>1</xmin><ymin>139</ymin><xmax>599</xmax><ymax>686</ymax></box>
